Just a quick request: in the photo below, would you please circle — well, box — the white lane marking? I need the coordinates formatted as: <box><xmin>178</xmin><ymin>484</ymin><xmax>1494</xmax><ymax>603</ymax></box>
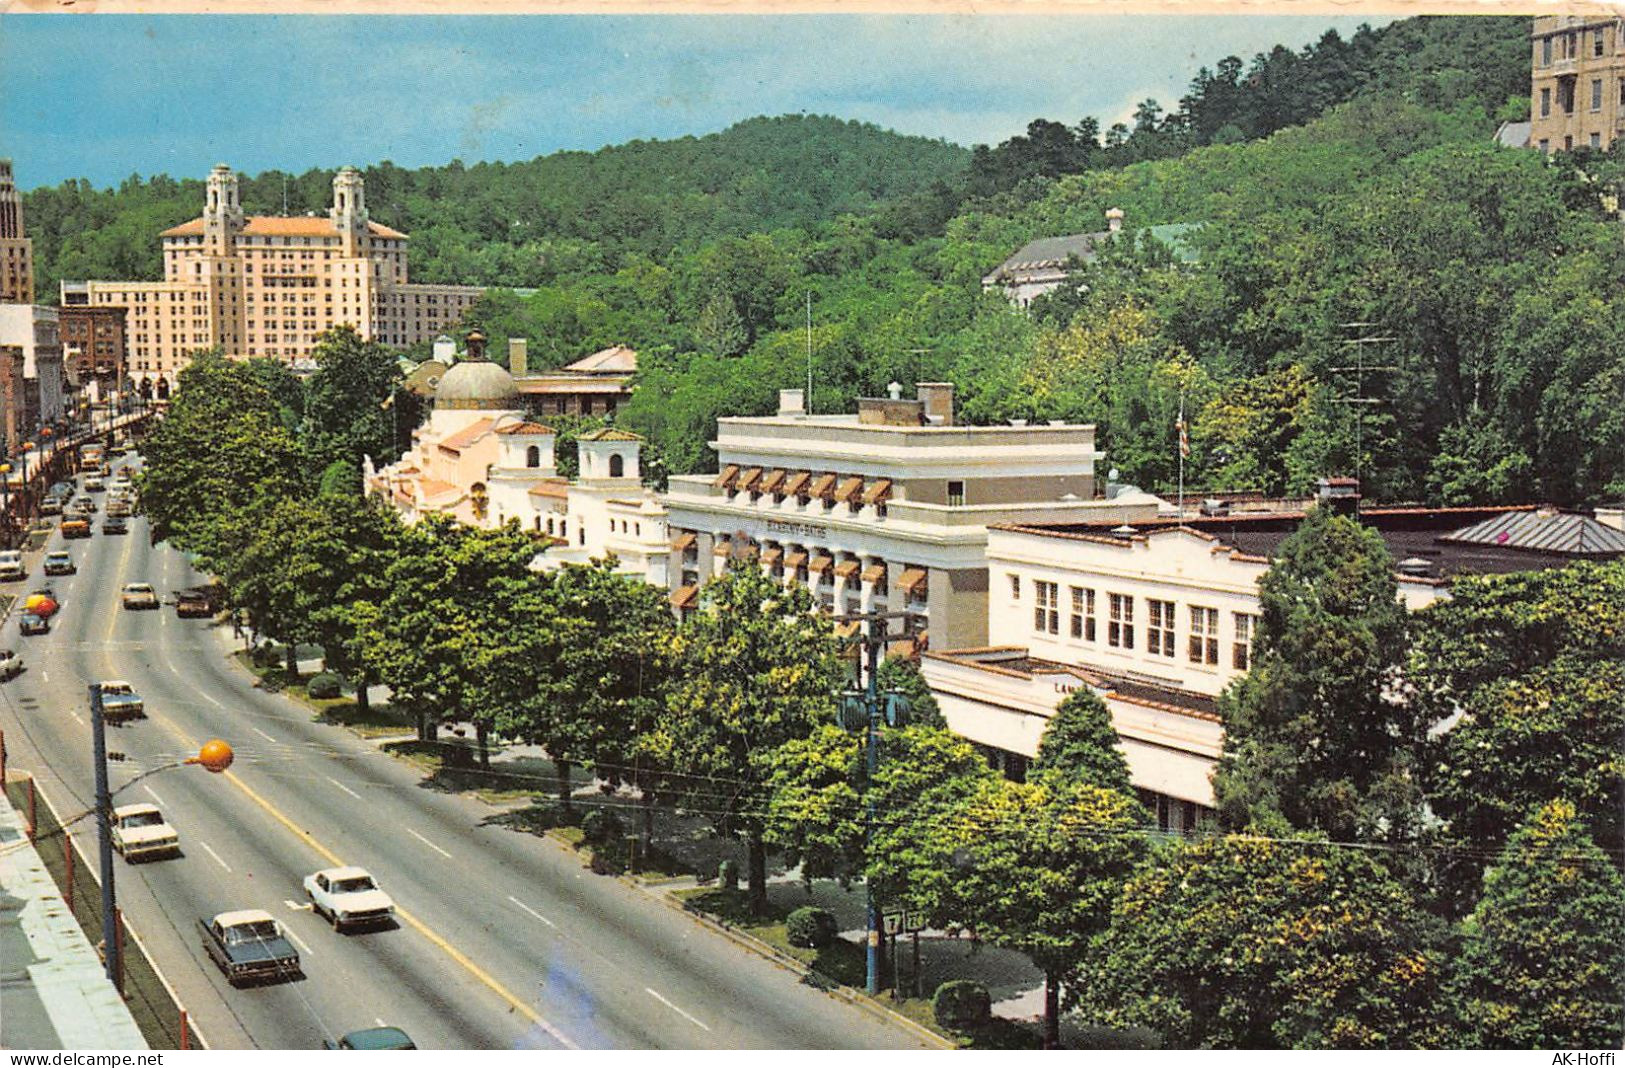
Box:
<box><xmin>646</xmin><ymin>987</ymin><xmax>711</xmax><ymax>1032</ymax></box>
<box><xmin>326</xmin><ymin>776</ymin><xmax>362</xmax><ymax>800</ymax></box>
<box><xmin>41</xmin><ymin>670</ymin><xmax>48</xmax><ymax>683</ymax></box>
<box><xmin>407</xmin><ymin>828</ymin><xmax>453</xmax><ymax>859</ymax></box>
<box><xmin>200</xmin><ymin>692</ymin><xmax>223</xmax><ymax>708</ymax></box>
<box><xmin>70</xmin><ymin>711</ymin><xmax>84</xmax><ymax>725</ymax></box>
<box><xmin>198</xmin><ymin>841</ymin><xmax>232</xmax><ymax>872</ymax></box>
<box><xmin>285</xmin><ymin>928</ymin><xmax>315</xmax><ymax>957</ymax></box>
<box><xmin>252</xmin><ymin>727</ymin><xmax>276</xmax><ymax>742</ymax></box>
<box><xmin>374</xmin><ymin>1017</ymin><xmax>387</xmax><ymax>1028</ymax></box>
<box><xmin>143</xmin><ymin>785</ymin><xmax>165</xmax><ymax>806</ymax></box>
<box><xmin>506</xmin><ymin>896</ymin><xmax>556</xmax><ymax>927</ymax></box>
<box><xmin>283</xmin><ymin>899</ymin><xmax>307</xmax><ymax>911</ymax></box>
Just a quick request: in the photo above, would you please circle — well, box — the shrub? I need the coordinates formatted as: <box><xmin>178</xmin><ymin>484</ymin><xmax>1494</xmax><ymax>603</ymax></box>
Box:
<box><xmin>718</xmin><ymin>859</ymin><xmax>739</xmax><ymax>891</ymax></box>
<box><xmin>581</xmin><ymin>807</ymin><xmax>623</xmax><ymax>845</ymax></box>
<box><xmin>933</xmin><ymin>980</ymin><xmax>992</xmax><ymax>1031</ymax></box>
<box><xmin>306</xmin><ymin>672</ymin><xmax>343</xmax><ymax>699</ymax></box>
<box><xmin>259</xmin><ymin>667</ymin><xmax>289</xmax><ymax>693</ymax></box>
<box><xmin>786</xmin><ymin>906</ymin><xmax>839</xmax><ymax>949</ymax></box>
<box><xmin>590</xmin><ymin>837</ymin><xmax>631</xmax><ymax>876</ymax></box>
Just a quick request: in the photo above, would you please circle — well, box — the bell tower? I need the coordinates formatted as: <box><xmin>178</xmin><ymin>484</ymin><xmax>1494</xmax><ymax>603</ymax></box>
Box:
<box><xmin>330</xmin><ymin>166</ymin><xmax>368</xmax><ymax>257</ymax></box>
<box><xmin>202</xmin><ymin>164</ymin><xmax>242</xmax><ymax>255</ymax></box>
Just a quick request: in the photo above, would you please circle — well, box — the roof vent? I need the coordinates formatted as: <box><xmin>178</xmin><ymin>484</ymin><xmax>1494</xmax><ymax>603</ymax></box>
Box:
<box><xmin>1397</xmin><ymin>557</ymin><xmax>1433</xmax><ymax>577</ymax></box>
<box><xmin>1112</xmin><ymin>524</ymin><xmax>1138</xmax><ymax>536</ymax></box>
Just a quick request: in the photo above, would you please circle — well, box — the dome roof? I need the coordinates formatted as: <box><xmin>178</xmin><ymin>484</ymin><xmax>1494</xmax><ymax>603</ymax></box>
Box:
<box><xmin>434</xmin><ymin>359</ymin><xmax>520</xmax><ymax>410</ymax></box>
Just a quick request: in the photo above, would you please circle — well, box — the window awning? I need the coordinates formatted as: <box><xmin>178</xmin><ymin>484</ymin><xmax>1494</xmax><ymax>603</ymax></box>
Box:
<box><xmin>861</xmin><ymin>564</ymin><xmax>886</xmax><ymax>585</ymax></box>
<box><xmin>669</xmin><ymin>585</ymin><xmax>699</xmax><ymax>609</ymax></box>
<box><xmin>835</xmin><ymin>476</ymin><xmax>864</xmax><ymax>503</ymax></box>
<box><xmin>713</xmin><ymin>539</ymin><xmax>733</xmax><ymax>557</ymax></box>
<box><xmin>784</xmin><ymin>551</ymin><xmax>808</xmax><ymax>569</ymax></box>
<box><xmin>834</xmin><ymin>559</ymin><xmax>860</xmax><ymax>579</ymax></box>
<box><xmin>738</xmin><ymin>467</ymin><xmax>763</xmax><ymax>492</ymax></box>
<box><xmin>736</xmin><ymin>542</ymin><xmax>759</xmax><ymax>561</ymax></box>
<box><xmin>835</xmin><ymin>620</ymin><xmax>861</xmax><ymax>639</ymax></box>
<box><xmin>672</xmin><ymin>532</ymin><xmax>696</xmax><ymax>552</ymax></box>
<box><xmin>712</xmin><ymin>464</ymin><xmax>739</xmax><ymax>490</ymax></box>
<box><xmin>809</xmin><ymin>474</ymin><xmax>837</xmax><ymax>499</ymax></box>
<box><xmin>862</xmin><ymin>478</ymin><xmax>893</xmax><ymax>505</ymax></box>
<box><xmin>897</xmin><ymin>568</ymin><xmax>928</xmax><ymax>596</ymax></box>
<box><xmin>783</xmin><ymin>471</ymin><xmax>812</xmax><ymax>496</ymax></box>
<box><xmin>761</xmin><ymin>547</ymin><xmax>784</xmax><ymax>565</ymax></box>
<box><xmin>760</xmin><ymin>469</ymin><xmax>787</xmax><ymax>494</ymax></box>
<box><xmin>887</xmin><ymin>638</ymin><xmax>918</xmax><ymax>659</ymax></box>
<box><xmin>808</xmin><ymin>554</ymin><xmax>834</xmax><ymax>573</ymax></box>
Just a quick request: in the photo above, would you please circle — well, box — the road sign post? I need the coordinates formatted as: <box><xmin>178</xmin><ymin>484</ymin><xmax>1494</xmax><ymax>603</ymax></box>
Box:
<box><xmin>89</xmin><ymin>682</ymin><xmax>121</xmax><ymax>991</ymax></box>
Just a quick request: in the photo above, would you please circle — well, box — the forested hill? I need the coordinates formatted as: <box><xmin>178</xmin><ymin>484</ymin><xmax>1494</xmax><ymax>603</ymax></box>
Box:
<box><xmin>20</xmin><ymin>115</ymin><xmax>969</xmax><ymax>296</ymax></box>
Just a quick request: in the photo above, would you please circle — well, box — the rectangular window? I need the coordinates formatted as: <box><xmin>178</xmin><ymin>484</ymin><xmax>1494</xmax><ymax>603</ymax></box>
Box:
<box><xmin>1009</xmin><ymin>574</ymin><xmax>1021</xmax><ymax>599</ymax></box>
<box><xmin>1592</xmin><ymin>133</ymin><xmax>1603</xmax><ymax>149</ymax></box>
<box><xmin>1147</xmin><ymin>599</ymin><xmax>1176</xmax><ymax>658</ymax></box>
<box><xmin>1541</xmin><ymin>87</ymin><xmax>1552</xmax><ymax>117</ymax></box>
<box><xmin>1108</xmin><ymin>594</ymin><xmax>1134</xmax><ymax>650</ymax></box>
<box><xmin>1188</xmin><ymin>606</ymin><xmax>1220</xmax><ymax>665</ymax></box>
<box><xmin>1069</xmin><ymin>586</ymin><xmax>1095</xmax><ymax>641</ymax></box>
<box><xmin>947</xmin><ymin>480</ymin><xmax>966</xmax><ymax>507</ymax></box>
<box><xmin>1542</xmin><ymin>36</ymin><xmax>1553</xmax><ymax>66</ymax></box>
<box><xmin>1539</xmin><ymin>138</ymin><xmax>1551</xmax><ymax>153</ymax></box>
<box><xmin>1034</xmin><ymin>581</ymin><xmax>1058</xmax><ymax>635</ymax></box>
<box><xmin>1592</xmin><ymin>78</ymin><xmax>1604</xmax><ymax>111</ymax></box>
<box><xmin>1596</xmin><ymin>29</ymin><xmax>1606</xmax><ymax>57</ymax></box>
<box><xmin>1233</xmin><ymin>613</ymin><xmax>1257</xmax><ymax>671</ymax></box>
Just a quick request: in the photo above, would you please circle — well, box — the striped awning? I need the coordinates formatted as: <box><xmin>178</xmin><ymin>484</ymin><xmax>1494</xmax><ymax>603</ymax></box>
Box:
<box><xmin>783</xmin><ymin>471</ymin><xmax>812</xmax><ymax>496</ymax></box>
<box><xmin>862</xmin><ymin>478</ymin><xmax>893</xmax><ymax>505</ymax></box>
<box><xmin>809</xmin><ymin>474</ymin><xmax>837</xmax><ymax>499</ymax></box>
<box><xmin>861</xmin><ymin>564</ymin><xmax>885</xmax><ymax>585</ymax></box>
<box><xmin>762</xmin><ymin>547</ymin><xmax>784</xmax><ymax>565</ymax></box>
<box><xmin>712</xmin><ymin>464</ymin><xmax>740</xmax><ymax>489</ymax></box>
<box><xmin>834</xmin><ymin>560</ymin><xmax>860</xmax><ymax>578</ymax></box>
<box><xmin>760</xmin><ymin>469</ymin><xmax>787</xmax><ymax>494</ymax></box>
<box><xmin>835</xmin><ymin>477</ymin><xmax>864</xmax><ymax>503</ymax></box>
<box><xmin>670</xmin><ymin>585</ymin><xmax>699</xmax><ymax>609</ymax></box>
<box><xmin>672</xmin><ymin>532</ymin><xmax>696</xmax><ymax>552</ymax></box>
<box><xmin>808</xmin><ymin>554</ymin><xmax>834</xmax><ymax>574</ymax></box>
<box><xmin>785</xmin><ymin>551</ymin><xmax>808</xmax><ymax>569</ymax></box>
<box><xmin>897</xmin><ymin>568</ymin><xmax>927</xmax><ymax>596</ymax></box>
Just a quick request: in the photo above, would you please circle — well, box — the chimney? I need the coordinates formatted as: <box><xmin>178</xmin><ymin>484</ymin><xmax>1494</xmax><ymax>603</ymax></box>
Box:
<box><xmin>1105</xmin><ymin>206</ymin><xmax>1125</xmax><ymax>233</ymax></box>
<box><xmin>508</xmin><ymin>337</ymin><xmax>528</xmax><ymax>377</ymax></box>
<box><xmin>916</xmin><ymin>382</ymin><xmax>955</xmax><ymax>427</ymax></box>
<box><xmin>1316</xmin><ymin>476</ymin><xmax>1361</xmax><ymax>516</ymax></box>
<box><xmin>464</xmin><ymin>329</ymin><xmax>487</xmax><ymax>362</ymax></box>
<box><xmin>778</xmin><ymin>389</ymin><xmax>805</xmax><ymax>417</ymax></box>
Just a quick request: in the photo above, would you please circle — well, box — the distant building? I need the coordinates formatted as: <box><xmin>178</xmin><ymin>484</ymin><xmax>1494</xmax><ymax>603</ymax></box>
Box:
<box><xmin>1529</xmin><ymin>15</ymin><xmax>1624</xmax><ymax>154</ymax></box>
<box><xmin>662</xmin><ymin>382</ymin><xmax>1159</xmax><ymax>650</ymax></box>
<box><xmin>0</xmin><ymin>159</ymin><xmax>33</xmax><ymax>305</ymax></box>
<box><xmin>56</xmin><ymin>288</ymin><xmax>128</xmax><ymax>405</ymax></box>
<box><xmin>923</xmin><ymin>493</ymin><xmax>1625</xmax><ymax>829</ymax></box>
<box><xmin>510</xmin><ymin>340</ymin><xmax>637</xmax><ymax>419</ymax></box>
<box><xmin>0</xmin><ymin>304</ymin><xmax>66</xmax><ymax>449</ymax></box>
<box><xmin>981</xmin><ymin>208</ymin><xmax>1201</xmax><ymax>307</ymax></box>
<box><xmin>70</xmin><ymin>165</ymin><xmax>485</xmax><ymax>396</ymax></box>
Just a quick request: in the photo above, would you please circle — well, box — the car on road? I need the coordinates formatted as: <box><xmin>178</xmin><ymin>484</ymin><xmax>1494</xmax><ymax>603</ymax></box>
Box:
<box><xmin>49</xmin><ymin>480</ymin><xmax>74</xmax><ymax>499</ymax></box>
<box><xmin>19</xmin><ymin>612</ymin><xmax>48</xmax><ymax>636</ymax></box>
<box><xmin>111</xmin><ymin>803</ymin><xmax>178</xmax><ymax>861</ymax></box>
<box><xmin>175</xmin><ymin>589</ymin><xmax>214</xmax><ymax>618</ymax></box>
<box><xmin>99</xmin><ymin>680</ymin><xmax>145</xmax><ymax>723</ymax></box>
<box><xmin>60</xmin><ymin>515</ymin><xmax>91</xmax><ymax>539</ymax></box>
<box><xmin>0</xmin><ymin>550</ymin><xmax>24</xmax><ymax>581</ymax></box>
<box><xmin>40</xmin><ymin>495</ymin><xmax>64</xmax><ymax>515</ymax></box>
<box><xmin>85</xmin><ymin>474</ymin><xmax>106</xmax><ymax>492</ymax></box>
<box><xmin>121</xmin><ymin>583</ymin><xmax>159</xmax><ymax>610</ymax></box>
<box><xmin>43</xmin><ymin>551</ymin><xmax>75</xmax><ymax>576</ymax></box>
<box><xmin>73</xmin><ymin>495</ymin><xmax>96</xmax><ymax>514</ymax></box>
<box><xmin>106</xmin><ymin>497</ymin><xmax>132</xmax><ymax>518</ymax></box>
<box><xmin>322</xmin><ymin>1027</ymin><xmax>416</xmax><ymax>1050</ymax></box>
<box><xmin>103</xmin><ymin>515</ymin><xmax>128</xmax><ymax>535</ymax></box>
<box><xmin>0</xmin><ymin>649</ymin><xmax>22</xmax><ymax>681</ymax></box>
<box><xmin>200</xmin><ymin>910</ymin><xmax>301</xmax><ymax>985</ymax></box>
<box><xmin>303</xmin><ymin>867</ymin><xmax>396</xmax><ymax>931</ymax></box>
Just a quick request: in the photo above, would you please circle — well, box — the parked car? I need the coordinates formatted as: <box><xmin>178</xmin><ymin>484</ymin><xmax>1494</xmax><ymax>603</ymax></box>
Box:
<box><xmin>303</xmin><ymin>867</ymin><xmax>396</xmax><ymax>931</ymax></box>
<box><xmin>103</xmin><ymin>515</ymin><xmax>128</xmax><ymax>535</ymax></box>
<box><xmin>323</xmin><ymin>1027</ymin><xmax>416</xmax><ymax>1050</ymax></box>
<box><xmin>175</xmin><ymin>589</ymin><xmax>214</xmax><ymax>618</ymax></box>
<box><xmin>19</xmin><ymin>613</ymin><xmax>48</xmax><ymax>636</ymax></box>
<box><xmin>99</xmin><ymin>680</ymin><xmax>145</xmax><ymax>723</ymax></box>
<box><xmin>39</xmin><ymin>495</ymin><xmax>64</xmax><ymax>516</ymax></box>
<box><xmin>199</xmin><ymin>910</ymin><xmax>301</xmax><ymax>986</ymax></box>
<box><xmin>0</xmin><ymin>550</ymin><xmax>24</xmax><ymax>581</ymax></box>
<box><xmin>121</xmin><ymin>583</ymin><xmax>159</xmax><ymax>610</ymax></box>
<box><xmin>43</xmin><ymin>551</ymin><xmax>75</xmax><ymax>576</ymax></box>
<box><xmin>0</xmin><ymin>648</ymin><xmax>22</xmax><ymax>681</ymax></box>
<box><xmin>60</xmin><ymin>515</ymin><xmax>91</xmax><ymax>539</ymax></box>
<box><xmin>111</xmin><ymin>803</ymin><xmax>178</xmax><ymax>861</ymax></box>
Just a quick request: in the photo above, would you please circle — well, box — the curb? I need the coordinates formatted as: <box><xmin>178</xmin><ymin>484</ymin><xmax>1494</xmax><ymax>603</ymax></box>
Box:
<box><xmin>632</xmin><ymin>880</ymin><xmax>954</xmax><ymax>1050</ymax></box>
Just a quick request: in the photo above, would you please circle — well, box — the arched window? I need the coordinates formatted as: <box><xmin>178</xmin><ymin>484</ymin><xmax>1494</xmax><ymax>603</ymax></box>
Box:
<box><xmin>609</xmin><ymin>453</ymin><xmax>625</xmax><ymax>478</ymax></box>
<box><xmin>526</xmin><ymin>445</ymin><xmax>540</xmax><ymax>468</ymax></box>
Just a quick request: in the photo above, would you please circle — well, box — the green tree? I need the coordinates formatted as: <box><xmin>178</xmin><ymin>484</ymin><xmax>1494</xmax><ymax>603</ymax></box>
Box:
<box><xmin>1034</xmin><ymin>688</ymin><xmax>1132</xmax><ymax>792</ymax></box>
<box><xmin>875</xmin><ymin>655</ymin><xmax>944</xmax><ymax>729</ymax></box>
<box><xmin>1447</xmin><ymin>800</ymin><xmax>1625</xmax><ymax>1049</ymax></box>
<box><xmin>303</xmin><ymin>325</ymin><xmax>405</xmax><ymax>470</ymax></box>
<box><xmin>1424</xmin><ymin>412</ymin><xmax>1532</xmax><ymax>506</ymax></box>
<box><xmin>1086</xmin><ymin>835</ymin><xmax>1445</xmax><ymax>1048</ymax></box>
<box><xmin>692</xmin><ymin>292</ymin><xmax>747</xmax><ymax>357</ymax></box>
<box><xmin>1213</xmin><ymin>506</ymin><xmax>1417</xmax><ymax>842</ymax></box>
<box><xmin>650</xmin><ymin>563</ymin><xmax>843</xmax><ymax>913</ymax></box>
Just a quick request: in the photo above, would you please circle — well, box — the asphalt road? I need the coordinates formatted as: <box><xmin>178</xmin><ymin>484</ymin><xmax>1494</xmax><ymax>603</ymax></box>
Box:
<box><xmin>0</xmin><ymin>465</ymin><xmax>933</xmax><ymax>1051</ymax></box>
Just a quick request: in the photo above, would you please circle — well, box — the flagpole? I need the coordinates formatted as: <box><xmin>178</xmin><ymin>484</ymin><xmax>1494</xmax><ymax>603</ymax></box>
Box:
<box><xmin>1177</xmin><ymin>390</ymin><xmax>1186</xmax><ymax>520</ymax></box>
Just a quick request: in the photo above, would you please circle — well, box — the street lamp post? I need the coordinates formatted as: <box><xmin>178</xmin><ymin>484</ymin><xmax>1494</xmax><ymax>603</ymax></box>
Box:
<box><xmin>88</xmin><ymin>681</ymin><xmax>233</xmax><ymax>989</ymax></box>
<box><xmin>0</xmin><ymin>462</ymin><xmax>11</xmax><ymax>550</ymax></box>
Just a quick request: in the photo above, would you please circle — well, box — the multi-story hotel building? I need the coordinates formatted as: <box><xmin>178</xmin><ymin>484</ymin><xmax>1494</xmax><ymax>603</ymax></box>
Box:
<box><xmin>0</xmin><ymin>160</ymin><xmax>32</xmax><ymax>306</ymax></box>
<box><xmin>922</xmin><ymin>494</ymin><xmax>1625</xmax><ymax>831</ymax></box>
<box><xmin>1530</xmin><ymin>14</ymin><xmax>1625</xmax><ymax>153</ymax></box>
<box><xmin>56</xmin><ymin>290</ymin><xmax>128</xmax><ymax>404</ymax></box>
<box><xmin>72</xmin><ymin>165</ymin><xmax>484</xmax><ymax>394</ymax></box>
<box><xmin>662</xmin><ymin>383</ymin><xmax>1160</xmax><ymax>651</ymax></box>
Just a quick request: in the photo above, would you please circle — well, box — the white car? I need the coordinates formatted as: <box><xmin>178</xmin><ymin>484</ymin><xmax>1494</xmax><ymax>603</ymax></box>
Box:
<box><xmin>303</xmin><ymin>867</ymin><xmax>396</xmax><ymax>931</ymax></box>
<box><xmin>111</xmin><ymin>803</ymin><xmax>179</xmax><ymax>861</ymax></box>
<box><xmin>0</xmin><ymin>648</ymin><xmax>21</xmax><ymax>681</ymax></box>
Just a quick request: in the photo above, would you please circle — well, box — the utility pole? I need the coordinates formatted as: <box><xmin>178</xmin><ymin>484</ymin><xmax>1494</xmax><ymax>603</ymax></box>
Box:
<box><xmin>89</xmin><ymin>683</ymin><xmax>120</xmax><ymax>989</ymax></box>
<box><xmin>1331</xmin><ymin>322</ymin><xmax>1398</xmax><ymax>510</ymax></box>
<box><xmin>805</xmin><ymin>290</ymin><xmax>814</xmax><ymax>415</ymax></box>
<box><xmin>834</xmin><ymin>607</ymin><xmax>913</xmax><ymax>996</ymax></box>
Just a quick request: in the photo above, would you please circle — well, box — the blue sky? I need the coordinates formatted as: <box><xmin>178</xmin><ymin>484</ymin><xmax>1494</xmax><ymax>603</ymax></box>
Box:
<box><xmin>1</xmin><ymin>14</ymin><xmax>1389</xmax><ymax>190</ymax></box>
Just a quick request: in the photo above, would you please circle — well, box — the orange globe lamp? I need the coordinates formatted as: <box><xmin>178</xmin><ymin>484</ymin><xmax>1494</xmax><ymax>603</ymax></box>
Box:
<box><xmin>192</xmin><ymin>739</ymin><xmax>234</xmax><ymax>774</ymax></box>
<box><xmin>24</xmin><ymin>594</ymin><xmax>57</xmax><ymax>618</ymax></box>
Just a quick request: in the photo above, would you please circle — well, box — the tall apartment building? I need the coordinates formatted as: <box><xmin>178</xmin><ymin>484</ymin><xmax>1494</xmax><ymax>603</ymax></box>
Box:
<box><xmin>1530</xmin><ymin>15</ymin><xmax>1625</xmax><ymax>153</ymax></box>
<box><xmin>73</xmin><ymin>165</ymin><xmax>484</xmax><ymax>394</ymax></box>
<box><xmin>0</xmin><ymin>159</ymin><xmax>34</xmax><ymax>305</ymax></box>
